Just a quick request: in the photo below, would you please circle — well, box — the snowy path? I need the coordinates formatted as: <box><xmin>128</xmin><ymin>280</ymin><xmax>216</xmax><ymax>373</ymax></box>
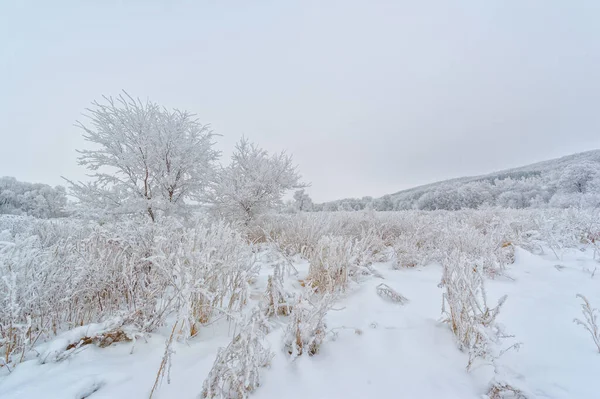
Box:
<box><xmin>256</xmin><ymin>265</ymin><xmax>483</xmax><ymax>399</ymax></box>
<box><xmin>1</xmin><ymin>248</ymin><xmax>600</xmax><ymax>398</ymax></box>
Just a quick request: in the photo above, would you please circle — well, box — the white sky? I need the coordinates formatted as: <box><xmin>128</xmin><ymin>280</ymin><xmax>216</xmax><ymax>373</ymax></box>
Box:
<box><xmin>1</xmin><ymin>0</ymin><xmax>599</xmax><ymax>202</ymax></box>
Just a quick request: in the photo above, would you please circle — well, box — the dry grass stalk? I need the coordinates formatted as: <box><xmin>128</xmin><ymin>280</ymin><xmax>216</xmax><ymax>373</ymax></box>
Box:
<box><xmin>486</xmin><ymin>382</ymin><xmax>527</xmax><ymax>399</ymax></box>
<box><xmin>149</xmin><ymin>321</ymin><xmax>179</xmax><ymax>399</ymax></box>
<box><xmin>283</xmin><ymin>296</ymin><xmax>332</xmax><ymax>359</ymax></box>
<box><xmin>376</xmin><ymin>283</ymin><xmax>409</xmax><ymax>305</ymax></box>
<box><xmin>264</xmin><ymin>275</ymin><xmax>293</xmax><ymax>317</ymax></box>
<box><xmin>574</xmin><ymin>294</ymin><xmax>600</xmax><ymax>352</ymax></box>
<box><xmin>201</xmin><ymin>309</ymin><xmax>273</xmax><ymax>399</ymax></box>
<box><xmin>65</xmin><ymin>329</ymin><xmax>131</xmax><ymax>351</ymax></box>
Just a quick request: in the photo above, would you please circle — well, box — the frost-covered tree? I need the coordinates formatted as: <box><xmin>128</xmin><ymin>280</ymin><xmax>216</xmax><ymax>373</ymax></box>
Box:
<box><xmin>0</xmin><ymin>177</ymin><xmax>67</xmax><ymax>218</ymax></box>
<box><xmin>496</xmin><ymin>191</ymin><xmax>526</xmax><ymax>209</ymax></box>
<box><xmin>206</xmin><ymin>138</ymin><xmax>305</xmax><ymax>224</ymax></box>
<box><xmin>556</xmin><ymin>162</ymin><xmax>599</xmax><ymax>194</ymax></box>
<box><xmin>293</xmin><ymin>189</ymin><xmax>313</xmax><ymax>212</ymax></box>
<box><xmin>338</xmin><ymin>201</ymin><xmax>354</xmax><ymax>212</ymax></box>
<box><xmin>374</xmin><ymin>194</ymin><xmax>394</xmax><ymax>211</ymax></box>
<box><xmin>65</xmin><ymin>93</ymin><xmax>219</xmax><ymax>221</ymax></box>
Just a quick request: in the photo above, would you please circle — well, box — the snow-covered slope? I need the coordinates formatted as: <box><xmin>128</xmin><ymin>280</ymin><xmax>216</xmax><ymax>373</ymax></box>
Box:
<box><xmin>2</xmin><ymin>246</ymin><xmax>599</xmax><ymax>399</ymax></box>
<box><xmin>388</xmin><ymin>149</ymin><xmax>600</xmax><ymax>197</ymax></box>
<box><xmin>318</xmin><ymin>149</ymin><xmax>600</xmax><ymax>211</ymax></box>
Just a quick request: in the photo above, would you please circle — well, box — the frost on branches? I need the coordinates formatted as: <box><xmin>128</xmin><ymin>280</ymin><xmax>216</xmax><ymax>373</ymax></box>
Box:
<box><xmin>201</xmin><ymin>308</ymin><xmax>273</xmax><ymax>399</ymax></box>
<box><xmin>206</xmin><ymin>138</ymin><xmax>305</xmax><ymax>224</ymax></box>
<box><xmin>65</xmin><ymin>92</ymin><xmax>219</xmax><ymax>221</ymax></box>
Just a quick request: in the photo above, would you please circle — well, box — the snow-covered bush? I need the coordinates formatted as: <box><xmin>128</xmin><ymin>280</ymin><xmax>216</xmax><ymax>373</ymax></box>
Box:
<box><xmin>439</xmin><ymin>250</ymin><xmax>514</xmax><ymax>371</ymax></box>
<box><xmin>263</xmin><ymin>266</ymin><xmax>293</xmax><ymax>317</ymax></box>
<box><xmin>350</xmin><ymin>227</ymin><xmax>389</xmax><ymax>270</ymax></box>
<box><xmin>283</xmin><ymin>296</ymin><xmax>332</xmax><ymax>359</ymax></box>
<box><xmin>1</xmin><ymin>233</ymin><xmax>61</xmax><ymax>365</ymax></box>
<box><xmin>0</xmin><ymin>217</ymin><xmax>254</xmax><ymax>366</ymax></box>
<box><xmin>441</xmin><ymin>222</ymin><xmax>514</xmax><ymax>278</ymax></box>
<box><xmin>255</xmin><ymin>208</ymin><xmax>598</xmax><ymax>276</ymax></box>
<box><xmin>255</xmin><ymin>213</ymin><xmax>391</xmax><ymax>280</ymax></box>
<box><xmin>574</xmin><ymin>294</ymin><xmax>600</xmax><ymax>353</ymax></box>
<box><xmin>248</xmin><ymin>213</ymin><xmax>334</xmax><ymax>257</ymax></box>
<box><xmin>201</xmin><ymin>308</ymin><xmax>273</xmax><ymax>399</ymax></box>
<box><xmin>3</xmin><ymin>207</ymin><xmax>597</xmax><ymax>375</ymax></box>
<box><xmin>392</xmin><ymin>236</ymin><xmax>432</xmax><ymax>269</ymax></box>
<box><xmin>306</xmin><ymin>236</ymin><xmax>352</xmax><ymax>294</ymax></box>
<box><xmin>151</xmin><ymin>219</ymin><xmax>255</xmax><ymax>337</ymax></box>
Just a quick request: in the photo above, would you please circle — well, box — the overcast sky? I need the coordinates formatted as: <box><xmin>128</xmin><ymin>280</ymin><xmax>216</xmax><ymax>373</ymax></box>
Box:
<box><xmin>1</xmin><ymin>1</ymin><xmax>599</xmax><ymax>202</ymax></box>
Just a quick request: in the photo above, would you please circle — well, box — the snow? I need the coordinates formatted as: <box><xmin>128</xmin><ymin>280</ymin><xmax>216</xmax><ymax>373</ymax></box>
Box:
<box><xmin>487</xmin><ymin>247</ymin><xmax>600</xmax><ymax>398</ymax></box>
<box><xmin>2</xmin><ymin>247</ymin><xmax>600</xmax><ymax>398</ymax></box>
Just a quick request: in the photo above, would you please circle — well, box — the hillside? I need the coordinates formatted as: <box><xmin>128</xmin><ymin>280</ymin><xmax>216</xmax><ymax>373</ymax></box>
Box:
<box><xmin>316</xmin><ymin>150</ymin><xmax>600</xmax><ymax>211</ymax></box>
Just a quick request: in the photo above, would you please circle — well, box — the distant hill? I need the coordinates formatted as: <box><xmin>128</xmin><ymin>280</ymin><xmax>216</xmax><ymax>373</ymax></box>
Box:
<box><xmin>315</xmin><ymin>150</ymin><xmax>600</xmax><ymax>211</ymax></box>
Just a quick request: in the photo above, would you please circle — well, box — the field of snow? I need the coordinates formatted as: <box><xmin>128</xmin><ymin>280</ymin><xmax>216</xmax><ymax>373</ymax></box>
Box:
<box><xmin>2</xmin><ymin>240</ymin><xmax>599</xmax><ymax>399</ymax></box>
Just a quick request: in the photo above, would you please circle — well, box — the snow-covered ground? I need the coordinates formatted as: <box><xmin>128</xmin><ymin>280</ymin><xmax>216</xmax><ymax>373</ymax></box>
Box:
<box><xmin>1</xmin><ymin>247</ymin><xmax>599</xmax><ymax>399</ymax></box>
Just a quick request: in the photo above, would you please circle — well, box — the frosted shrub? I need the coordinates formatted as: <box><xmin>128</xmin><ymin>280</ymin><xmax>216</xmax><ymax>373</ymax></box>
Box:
<box><xmin>252</xmin><ymin>213</ymin><xmax>336</xmax><ymax>258</ymax></box>
<box><xmin>392</xmin><ymin>238</ymin><xmax>427</xmax><ymax>269</ymax></box>
<box><xmin>350</xmin><ymin>227</ymin><xmax>389</xmax><ymax>271</ymax></box>
<box><xmin>263</xmin><ymin>266</ymin><xmax>293</xmax><ymax>317</ymax></box>
<box><xmin>388</xmin><ymin>217</ymin><xmax>437</xmax><ymax>269</ymax></box>
<box><xmin>201</xmin><ymin>308</ymin><xmax>273</xmax><ymax>399</ymax></box>
<box><xmin>283</xmin><ymin>296</ymin><xmax>332</xmax><ymax>359</ymax></box>
<box><xmin>3</xmin><ymin>208</ymin><xmax>595</xmax><ymax>370</ymax></box>
<box><xmin>531</xmin><ymin>208</ymin><xmax>597</xmax><ymax>258</ymax></box>
<box><xmin>255</xmin><ymin>209</ymin><xmax>547</xmax><ymax>278</ymax></box>
<box><xmin>257</xmin><ymin>208</ymin><xmax>597</xmax><ymax>260</ymax></box>
<box><xmin>0</xmin><ymin>217</ymin><xmax>98</xmax><ymax>366</ymax></box>
<box><xmin>439</xmin><ymin>250</ymin><xmax>514</xmax><ymax>371</ymax></box>
<box><xmin>0</xmin><ymin>217</ymin><xmax>255</xmax><ymax>366</ymax></box>
<box><xmin>439</xmin><ymin>222</ymin><xmax>515</xmax><ymax>278</ymax></box>
<box><xmin>151</xmin><ymin>220</ymin><xmax>255</xmax><ymax>338</ymax></box>
<box><xmin>0</xmin><ymin>215</ymin><xmax>38</xmax><ymax>239</ymax></box>
<box><xmin>573</xmin><ymin>294</ymin><xmax>600</xmax><ymax>353</ymax></box>
<box><xmin>1</xmin><ymin>235</ymin><xmax>49</xmax><ymax>365</ymax></box>
<box><xmin>306</xmin><ymin>236</ymin><xmax>352</xmax><ymax>293</ymax></box>
<box><xmin>304</xmin><ymin>229</ymin><xmax>389</xmax><ymax>293</ymax></box>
